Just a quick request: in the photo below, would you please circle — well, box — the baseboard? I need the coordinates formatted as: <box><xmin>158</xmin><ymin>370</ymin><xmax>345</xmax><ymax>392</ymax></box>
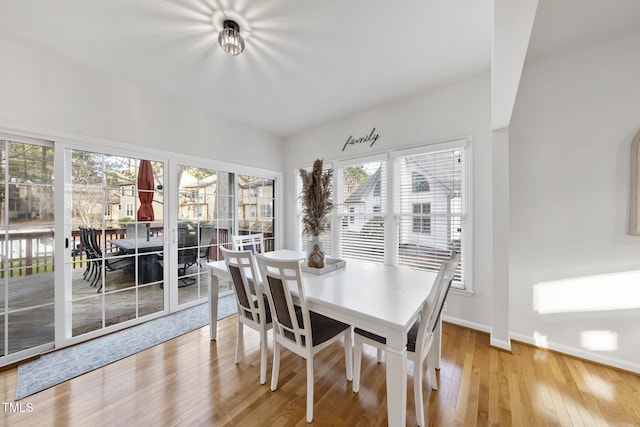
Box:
<box><xmin>442</xmin><ymin>317</ymin><xmax>638</xmax><ymax>374</ymax></box>
<box><xmin>489</xmin><ymin>337</ymin><xmax>512</xmax><ymax>352</ymax></box>
<box><xmin>443</xmin><ymin>315</ymin><xmax>511</xmax><ymax>351</ymax></box>
<box><xmin>441</xmin><ymin>315</ymin><xmax>491</xmax><ymax>334</ymax></box>
<box><xmin>510</xmin><ymin>332</ymin><xmax>640</xmax><ymax>375</ymax></box>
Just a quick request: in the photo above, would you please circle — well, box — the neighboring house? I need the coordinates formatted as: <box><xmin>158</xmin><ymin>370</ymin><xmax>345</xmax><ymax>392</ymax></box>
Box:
<box><xmin>344</xmin><ymin>161</ymin><xmax>461</xmax><ymax>252</ymax></box>
<box><xmin>237</xmin><ymin>176</ymin><xmax>274</xmax><ymax>233</ymax></box>
<box><xmin>1</xmin><ymin>178</ymin><xmax>54</xmax><ymax>223</ymax></box>
<box><xmin>104</xmin><ymin>171</ymin><xmax>272</xmax><ymax>229</ymax></box>
<box><xmin>109</xmin><ymin>181</ymin><xmax>164</xmax><ymax>223</ymax></box>
<box><xmin>397</xmin><ymin>157</ymin><xmax>461</xmax><ymax>252</ymax></box>
<box><xmin>343</xmin><ymin>168</ymin><xmax>383</xmax><ymax>233</ymax></box>
<box><xmin>179</xmin><ymin>172</ymin><xmax>217</xmax><ymax>223</ymax></box>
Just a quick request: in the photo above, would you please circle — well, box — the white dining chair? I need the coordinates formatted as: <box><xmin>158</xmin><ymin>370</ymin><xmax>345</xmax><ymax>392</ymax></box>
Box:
<box><xmin>232</xmin><ymin>233</ymin><xmax>265</xmax><ymax>254</ymax></box>
<box><xmin>255</xmin><ymin>253</ymin><xmax>353</xmax><ymax>423</ymax></box>
<box><xmin>220</xmin><ymin>247</ymin><xmax>273</xmax><ymax>384</ymax></box>
<box><xmin>352</xmin><ymin>252</ymin><xmax>460</xmax><ymax>427</ymax></box>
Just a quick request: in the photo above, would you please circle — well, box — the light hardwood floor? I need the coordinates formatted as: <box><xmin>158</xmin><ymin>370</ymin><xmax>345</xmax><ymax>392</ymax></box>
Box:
<box><xmin>1</xmin><ymin>317</ymin><xmax>639</xmax><ymax>426</ymax></box>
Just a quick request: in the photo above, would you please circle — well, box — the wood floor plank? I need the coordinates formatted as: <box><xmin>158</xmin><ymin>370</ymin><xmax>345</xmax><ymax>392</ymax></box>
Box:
<box><xmin>2</xmin><ymin>320</ymin><xmax>639</xmax><ymax>426</ymax></box>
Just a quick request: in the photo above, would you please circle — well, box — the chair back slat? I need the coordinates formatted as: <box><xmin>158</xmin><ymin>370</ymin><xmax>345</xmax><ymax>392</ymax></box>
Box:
<box><xmin>79</xmin><ymin>227</ymin><xmax>90</xmax><ymax>256</ymax></box>
<box><xmin>88</xmin><ymin>228</ymin><xmax>103</xmax><ymax>257</ymax></box>
<box><xmin>229</xmin><ymin>265</ymin><xmax>252</xmax><ymax>310</ymax></box>
<box><xmin>232</xmin><ymin>233</ymin><xmax>265</xmax><ymax>254</ymax></box>
<box><xmin>265</xmin><ymin>275</ymin><xmax>298</xmax><ymax>341</ymax></box>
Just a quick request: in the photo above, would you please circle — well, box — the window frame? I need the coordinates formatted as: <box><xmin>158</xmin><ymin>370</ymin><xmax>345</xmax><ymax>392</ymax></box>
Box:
<box><xmin>296</xmin><ymin>137</ymin><xmax>472</xmax><ymax>293</ymax></box>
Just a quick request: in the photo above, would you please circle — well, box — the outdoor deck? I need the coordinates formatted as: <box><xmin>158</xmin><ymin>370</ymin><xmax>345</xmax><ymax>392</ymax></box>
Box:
<box><xmin>1</xmin><ymin>263</ymin><xmax>230</xmax><ymax>357</ymax></box>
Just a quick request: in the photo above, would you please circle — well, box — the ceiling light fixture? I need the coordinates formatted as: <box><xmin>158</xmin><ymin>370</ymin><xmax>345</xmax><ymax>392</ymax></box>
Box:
<box><xmin>218</xmin><ymin>19</ymin><xmax>245</xmax><ymax>56</ymax></box>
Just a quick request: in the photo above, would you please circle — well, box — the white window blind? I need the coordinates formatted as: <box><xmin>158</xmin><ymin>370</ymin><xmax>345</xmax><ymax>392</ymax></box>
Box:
<box><xmin>395</xmin><ymin>147</ymin><xmax>464</xmax><ymax>287</ymax></box>
<box><xmin>336</xmin><ymin>160</ymin><xmax>386</xmax><ymax>263</ymax></box>
<box><xmin>295</xmin><ymin>140</ymin><xmax>469</xmax><ymax>290</ymax></box>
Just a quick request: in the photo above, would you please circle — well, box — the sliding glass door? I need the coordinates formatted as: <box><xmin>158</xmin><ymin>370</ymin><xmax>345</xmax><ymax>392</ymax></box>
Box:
<box><xmin>0</xmin><ymin>137</ymin><xmax>55</xmax><ymax>363</ymax></box>
<box><xmin>66</xmin><ymin>150</ymin><xmax>165</xmax><ymax>337</ymax></box>
<box><xmin>176</xmin><ymin>165</ymin><xmax>235</xmax><ymax>305</ymax></box>
<box><xmin>174</xmin><ymin>166</ymin><xmax>277</xmax><ymax>306</ymax></box>
<box><xmin>237</xmin><ymin>175</ymin><xmax>275</xmax><ymax>252</ymax></box>
<box><xmin>0</xmin><ymin>131</ymin><xmax>281</xmax><ymax>367</ymax></box>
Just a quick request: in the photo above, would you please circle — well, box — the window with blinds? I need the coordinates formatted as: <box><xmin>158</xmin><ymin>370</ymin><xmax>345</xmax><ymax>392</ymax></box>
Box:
<box><xmin>336</xmin><ymin>160</ymin><xmax>386</xmax><ymax>263</ymax></box>
<box><xmin>296</xmin><ymin>139</ymin><xmax>469</xmax><ymax>290</ymax></box>
<box><xmin>396</xmin><ymin>147</ymin><xmax>464</xmax><ymax>287</ymax></box>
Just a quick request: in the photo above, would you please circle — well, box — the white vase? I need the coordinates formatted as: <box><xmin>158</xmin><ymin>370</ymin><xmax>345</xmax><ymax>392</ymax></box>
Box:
<box><xmin>306</xmin><ymin>235</ymin><xmax>325</xmax><ymax>268</ymax></box>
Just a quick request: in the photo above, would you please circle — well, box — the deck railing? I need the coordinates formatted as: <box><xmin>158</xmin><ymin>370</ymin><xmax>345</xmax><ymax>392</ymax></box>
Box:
<box><xmin>1</xmin><ymin>229</ymin><xmax>55</xmax><ymax>277</ymax></box>
<box><xmin>1</xmin><ymin>226</ymin><xmax>239</xmax><ymax>277</ymax></box>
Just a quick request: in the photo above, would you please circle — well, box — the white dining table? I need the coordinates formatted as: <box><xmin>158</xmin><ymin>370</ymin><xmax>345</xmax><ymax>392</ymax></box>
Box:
<box><xmin>206</xmin><ymin>250</ymin><xmax>439</xmax><ymax>427</ymax></box>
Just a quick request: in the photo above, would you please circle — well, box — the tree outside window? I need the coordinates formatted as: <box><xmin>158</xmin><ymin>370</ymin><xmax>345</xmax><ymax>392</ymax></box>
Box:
<box><xmin>412</xmin><ymin>172</ymin><xmax>430</xmax><ymax>192</ymax></box>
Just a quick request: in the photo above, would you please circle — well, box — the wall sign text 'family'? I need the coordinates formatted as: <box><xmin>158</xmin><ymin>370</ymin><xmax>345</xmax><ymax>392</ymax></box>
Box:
<box><xmin>342</xmin><ymin>128</ymin><xmax>380</xmax><ymax>151</ymax></box>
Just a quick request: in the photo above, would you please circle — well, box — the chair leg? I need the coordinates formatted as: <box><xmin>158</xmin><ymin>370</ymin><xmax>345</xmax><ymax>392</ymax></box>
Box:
<box><xmin>92</xmin><ymin>263</ymin><xmax>102</xmax><ymax>290</ymax></box>
<box><xmin>271</xmin><ymin>342</ymin><xmax>280</xmax><ymax>392</ymax></box>
<box><xmin>306</xmin><ymin>356</ymin><xmax>314</xmax><ymax>423</ymax></box>
<box><xmin>235</xmin><ymin>321</ymin><xmax>243</xmax><ymax>364</ymax></box>
<box><xmin>88</xmin><ymin>260</ymin><xmax>96</xmax><ymax>283</ymax></box>
<box><xmin>376</xmin><ymin>348</ymin><xmax>383</xmax><ymax>363</ymax></box>
<box><xmin>415</xmin><ymin>359</ymin><xmax>425</xmax><ymax>427</ymax></box>
<box><xmin>83</xmin><ymin>260</ymin><xmax>90</xmax><ymax>279</ymax></box>
<box><xmin>353</xmin><ymin>335</ymin><xmax>362</xmax><ymax>393</ymax></box>
<box><xmin>259</xmin><ymin>326</ymin><xmax>268</xmax><ymax>385</ymax></box>
<box><xmin>344</xmin><ymin>329</ymin><xmax>353</xmax><ymax>381</ymax></box>
<box><xmin>427</xmin><ymin>351</ymin><xmax>438</xmax><ymax>391</ymax></box>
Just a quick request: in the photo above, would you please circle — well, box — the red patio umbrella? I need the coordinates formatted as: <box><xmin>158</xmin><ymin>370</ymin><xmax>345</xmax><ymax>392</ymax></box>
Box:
<box><xmin>137</xmin><ymin>160</ymin><xmax>155</xmax><ymax>221</ymax></box>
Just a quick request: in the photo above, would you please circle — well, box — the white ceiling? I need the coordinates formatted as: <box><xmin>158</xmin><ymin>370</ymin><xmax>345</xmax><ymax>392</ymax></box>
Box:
<box><xmin>0</xmin><ymin>0</ymin><xmax>638</xmax><ymax>138</ymax></box>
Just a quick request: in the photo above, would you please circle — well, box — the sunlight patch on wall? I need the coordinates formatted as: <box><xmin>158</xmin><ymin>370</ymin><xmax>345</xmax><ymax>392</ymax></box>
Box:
<box><xmin>580</xmin><ymin>330</ymin><xmax>618</xmax><ymax>352</ymax></box>
<box><xmin>533</xmin><ymin>270</ymin><xmax>640</xmax><ymax>314</ymax></box>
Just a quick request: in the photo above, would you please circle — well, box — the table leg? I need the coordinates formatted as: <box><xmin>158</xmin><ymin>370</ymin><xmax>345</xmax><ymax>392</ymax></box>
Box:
<box><xmin>386</xmin><ymin>336</ymin><xmax>408</xmax><ymax>427</ymax></box>
<box><xmin>208</xmin><ymin>270</ymin><xmax>219</xmax><ymax>341</ymax></box>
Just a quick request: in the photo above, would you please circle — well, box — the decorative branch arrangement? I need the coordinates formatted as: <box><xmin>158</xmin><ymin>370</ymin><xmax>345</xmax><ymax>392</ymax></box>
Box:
<box><xmin>299</xmin><ymin>159</ymin><xmax>333</xmax><ymax>236</ymax></box>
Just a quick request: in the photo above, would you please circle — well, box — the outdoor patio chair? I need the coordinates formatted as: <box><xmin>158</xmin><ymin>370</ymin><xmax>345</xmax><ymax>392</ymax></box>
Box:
<box><xmin>79</xmin><ymin>226</ymin><xmax>99</xmax><ymax>283</ymax></box>
<box><xmin>177</xmin><ymin>227</ymin><xmax>199</xmax><ymax>286</ymax></box>
<box><xmin>199</xmin><ymin>225</ymin><xmax>216</xmax><ymax>265</ymax></box>
<box><xmin>88</xmin><ymin>227</ymin><xmax>135</xmax><ymax>292</ymax></box>
<box><xmin>125</xmin><ymin>223</ymin><xmax>149</xmax><ymax>240</ymax></box>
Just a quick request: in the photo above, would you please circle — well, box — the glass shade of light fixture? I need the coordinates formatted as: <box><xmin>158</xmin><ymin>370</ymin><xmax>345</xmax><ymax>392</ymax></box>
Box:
<box><xmin>218</xmin><ymin>20</ymin><xmax>244</xmax><ymax>56</ymax></box>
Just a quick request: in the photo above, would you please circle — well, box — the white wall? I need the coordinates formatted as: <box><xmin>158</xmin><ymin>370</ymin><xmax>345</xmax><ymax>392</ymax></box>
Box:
<box><xmin>284</xmin><ymin>74</ymin><xmax>495</xmax><ymax>330</ymax></box>
<box><xmin>510</xmin><ymin>29</ymin><xmax>640</xmax><ymax>372</ymax></box>
<box><xmin>0</xmin><ymin>35</ymin><xmax>283</xmax><ymax>169</ymax></box>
